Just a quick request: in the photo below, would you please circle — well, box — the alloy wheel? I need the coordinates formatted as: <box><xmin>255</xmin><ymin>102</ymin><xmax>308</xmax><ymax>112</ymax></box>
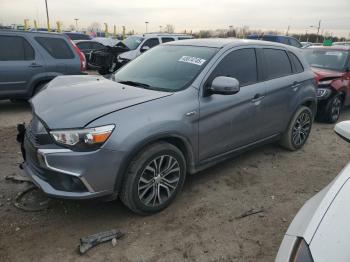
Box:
<box><xmin>292</xmin><ymin>111</ymin><xmax>311</xmax><ymax>147</ymax></box>
<box><xmin>138</xmin><ymin>155</ymin><xmax>181</xmax><ymax>207</ymax></box>
<box><xmin>330</xmin><ymin>96</ymin><xmax>342</xmax><ymax>122</ymax></box>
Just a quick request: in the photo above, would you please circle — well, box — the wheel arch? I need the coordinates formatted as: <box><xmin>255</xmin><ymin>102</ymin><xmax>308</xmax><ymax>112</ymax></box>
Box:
<box><xmin>113</xmin><ymin>133</ymin><xmax>195</xmax><ymax>194</ymax></box>
<box><xmin>28</xmin><ymin>73</ymin><xmax>62</xmax><ymax>96</ymax></box>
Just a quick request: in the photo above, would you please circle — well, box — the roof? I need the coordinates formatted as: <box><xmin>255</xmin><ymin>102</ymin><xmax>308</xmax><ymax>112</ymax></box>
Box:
<box><xmin>166</xmin><ymin>38</ymin><xmax>294</xmax><ymax>49</ymax></box>
<box><xmin>0</xmin><ymin>29</ymin><xmax>62</xmax><ymax>36</ymax></box>
<box><xmin>307</xmin><ymin>45</ymin><xmax>350</xmax><ymax>51</ymax></box>
<box><xmin>248</xmin><ymin>34</ymin><xmax>298</xmax><ymax>39</ymax></box>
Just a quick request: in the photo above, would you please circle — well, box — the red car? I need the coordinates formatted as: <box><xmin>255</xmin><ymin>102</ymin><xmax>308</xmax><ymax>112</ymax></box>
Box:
<box><xmin>303</xmin><ymin>45</ymin><xmax>350</xmax><ymax>123</ymax></box>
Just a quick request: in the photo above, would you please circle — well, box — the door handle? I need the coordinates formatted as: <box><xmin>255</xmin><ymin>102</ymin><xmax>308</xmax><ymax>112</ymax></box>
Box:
<box><xmin>251</xmin><ymin>93</ymin><xmax>265</xmax><ymax>103</ymax></box>
<box><xmin>29</xmin><ymin>63</ymin><xmax>43</xmax><ymax>68</ymax></box>
<box><xmin>291</xmin><ymin>81</ymin><xmax>302</xmax><ymax>91</ymax></box>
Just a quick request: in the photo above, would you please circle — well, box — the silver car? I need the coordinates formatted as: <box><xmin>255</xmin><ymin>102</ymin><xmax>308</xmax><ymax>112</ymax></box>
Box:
<box><xmin>276</xmin><ymin>121</ymin><xmax>350</xmax><ymax>262</ymax></box>
<box><xmin>22</xmin><ymin>39</ymin><xmax>317</xmax><ymax>214</ymax></box>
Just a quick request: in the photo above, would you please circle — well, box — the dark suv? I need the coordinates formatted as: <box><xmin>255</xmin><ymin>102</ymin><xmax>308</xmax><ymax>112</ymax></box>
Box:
<box><xmin>0</xmin><ymin>30</ymin><xmax>86</xmax><ymax>100</ymax></box>
<box><xmin>247</xmin><ymin>34</ymin><xmax>303</xmax><ymax>48</ymax></box>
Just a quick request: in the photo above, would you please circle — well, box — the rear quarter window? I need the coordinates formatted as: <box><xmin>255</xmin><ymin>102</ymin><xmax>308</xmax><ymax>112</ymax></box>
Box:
<box><xmin>161</xmin><ymin>37</ymin><xmax>175</xmax><ymax>43</ymax></box>
<box><xmin>263</xmin><ymin>49</ymin><xmax>292</xmax><ymax>79</ymax></box>
<box><xmin>35</xmin><ymin>37</ymin><xmax>74</xmax><ymax>59</ymax></box>
<box><xmin>288</xmin><ymin>52</ymin><xmax>304</xmax><ymax>73</ymax></box>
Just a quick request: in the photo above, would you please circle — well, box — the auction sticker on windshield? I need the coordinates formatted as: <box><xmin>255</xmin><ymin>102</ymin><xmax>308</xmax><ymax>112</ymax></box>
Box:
<box><xmin>179</xmin><ymin>56</ymin><xmax>206</xmax><ymax>66</ymax></box>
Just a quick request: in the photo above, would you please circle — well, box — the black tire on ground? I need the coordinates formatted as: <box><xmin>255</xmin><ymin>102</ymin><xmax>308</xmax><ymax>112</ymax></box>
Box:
<box><xmin>33</xmin><ymin>82</ymin><xmax>49</xmax><ymax>96</ymax></box>
<box><xmin>316</xmin><ymin>93</ymin><xmax>343</xmax><ymax>124</ymax></box>
<box><xmin>120</xmin><ymin>142</ymin><xmax>186</xmax><ymax>215</ymax></box>
<box><xmin>279</xmin><ymin>106</ymin><xmax>313</xmax><ymax>151</ymax></box>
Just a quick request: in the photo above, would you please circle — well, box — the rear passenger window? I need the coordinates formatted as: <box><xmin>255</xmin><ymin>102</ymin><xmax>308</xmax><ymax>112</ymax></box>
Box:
<box><xmin>289</xmin><ymin>38</ymin><xmax>302</xmax><ymax>48</ymax></box>
<box><xmin>289</xmin><ymin>52</ymin><xmax>304</xmax><ymax>73</ymax></box>
<box><xmin>76</xmin><ymin>42</ymin><xmax>91</xmax><ymax>50</ymax></box>
<box><xmin>263</xmin><ymin>49</ymin><xmax>292</xmax><ymax>79</ymax></box>
<box><xmin>91</xmin><ymin>42</ymin><xmax>105</xmax><ymax>49</ymax></box>
<box><xmin>0</xmin><ymin>35</ymin><xmax>34</xmax><ymax>61</ymax></box>
<box><xmin>161</xmin><ymin>37</ymin><xmax>175</xmax><ymax>43</ymax></box>
<box><xmin>35</xmin><ymin>37</ymin><xmax>74</xmax><ymax>59</ymax></box>
<box><xmin>208</xmin><ymin>48</ymin><xmax>258</xmax><ymax>86</ymax></box>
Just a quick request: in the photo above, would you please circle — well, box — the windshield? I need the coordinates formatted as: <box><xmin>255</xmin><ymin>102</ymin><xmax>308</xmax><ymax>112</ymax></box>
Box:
<box><xmin>122</xmin><ymin>36</ymin><xmax>144</xmax><ymax>50</ymax></box>
<box><xmin>114</xmin><ymin>45</ymin><xmax>218</xmax><ymax>92</ymax></box>
<box><xmin>303</xmin><ymin>49</ymin><xmax>348</xmax><ymax>71</ymax></box>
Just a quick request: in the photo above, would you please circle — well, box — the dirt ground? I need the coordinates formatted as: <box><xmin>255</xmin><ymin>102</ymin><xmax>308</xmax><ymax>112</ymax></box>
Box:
<box><xmin>0</xmin><ymin>99</ymin><xmax>349</xmax><ymax>262</ymax></box>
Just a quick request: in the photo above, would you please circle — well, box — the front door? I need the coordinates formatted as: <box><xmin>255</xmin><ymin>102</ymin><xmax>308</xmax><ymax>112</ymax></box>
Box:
<box><xmin>198</xmin><ymin>48</ymin><xmax>266</xmax><ymax>161</ymax></box>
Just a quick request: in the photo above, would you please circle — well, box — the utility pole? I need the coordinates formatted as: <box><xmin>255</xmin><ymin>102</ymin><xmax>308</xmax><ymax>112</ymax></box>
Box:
<box><xmin>145</xmin><ymin>21</ymin><xmax>149</xmax><ymax>33</ymax></box>
<box><xmin>316</xmin><ymin>20</ymin><xmax>321</xmax><ymax>43</ymax></box>
<box><xmin>44</xmin><ymin>0</ymin><xmax>50</xmax><ymax>32</ymax></box>
<box><xmin>74</xmin><ymin>18</ymin><xmax>79</xmax><ymax>31</ymax></box>
<box><xmin>286</xmin><ymin>25</ymin><xmax>290</xmax><ymax>36</ymax></box>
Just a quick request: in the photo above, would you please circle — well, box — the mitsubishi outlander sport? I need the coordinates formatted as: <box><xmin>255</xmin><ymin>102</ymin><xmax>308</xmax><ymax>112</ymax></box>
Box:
<box><xmin>21</xmin><ymin>39</ymin><xmax>317</xmax><ymax>214</ymax></box>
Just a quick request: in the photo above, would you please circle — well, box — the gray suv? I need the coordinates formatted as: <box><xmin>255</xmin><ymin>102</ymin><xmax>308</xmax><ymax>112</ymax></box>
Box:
<box><xmin>0</xmin><ymin>30</ymin><xmax>86</xmax><ymax>100</ymax></box>
<box><xmin>21</xmin><ymin>39</ymin><xmax>317</xmax><ymax>214</ymax></box>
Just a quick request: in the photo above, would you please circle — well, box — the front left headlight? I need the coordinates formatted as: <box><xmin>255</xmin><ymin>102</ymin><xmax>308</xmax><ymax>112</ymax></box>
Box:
<box><xmin>50</xmin><ymin>125</ymin><xmax>115</xmax><ymax>151</ymax></box>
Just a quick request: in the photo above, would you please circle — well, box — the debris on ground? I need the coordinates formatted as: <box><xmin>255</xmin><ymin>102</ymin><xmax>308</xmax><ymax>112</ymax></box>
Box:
<box><xmin>14</xmin><ymin>185</ymin><xmax>52</xmax><ymax>212</ymax></box>
<box><xmin>5</xmin><ymin>174</ymin><xmax>31</xmax><ymax>183</ymax></box>
<box><xmin>111</xmin><ymin>238</ymin><xmax>117</xmax><ymax>247</ymax></box>
<box><xmin>79</xmin><ymin>229</ymin><xmax>125</xmax><ymax>254</ymax></box>
<box><xmin>236</xmin><ymin>208</ymin><xmax>264</xmax><ymax>219</ymax></box>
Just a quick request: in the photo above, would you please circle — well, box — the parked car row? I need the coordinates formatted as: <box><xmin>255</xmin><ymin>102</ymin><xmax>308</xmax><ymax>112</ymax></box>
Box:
<box><xmin>89</xmin><ymin>33</ymin><xmax>193</xmax><ymax>74</ymax></box>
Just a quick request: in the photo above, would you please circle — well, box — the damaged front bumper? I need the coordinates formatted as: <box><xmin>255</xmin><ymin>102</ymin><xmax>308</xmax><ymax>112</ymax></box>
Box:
<box><xmin>19</xmin><ymin>124</ymin><xmax>124</xmax><ymax>200</ymax></box>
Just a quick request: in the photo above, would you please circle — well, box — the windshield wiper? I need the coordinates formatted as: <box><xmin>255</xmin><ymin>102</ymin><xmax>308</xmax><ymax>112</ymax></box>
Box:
<box><xmin>117</xmin><ymin>80</ymin><xmax>151</xmax><ymax>89</ymax></box>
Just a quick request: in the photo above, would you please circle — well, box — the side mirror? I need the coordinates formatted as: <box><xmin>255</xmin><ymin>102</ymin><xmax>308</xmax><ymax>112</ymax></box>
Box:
<box><xmin>209</xmin><ymin>76</ymin><xmax>240</xmax><ymax>95</ymax></box>
<box><xmin>334</xmin><ymin>121</ymin><xmax>350</xmax><ymax>142</ymax></box>
<box><xmin>140</xmin><ymin>46</ymin><xmax>150</xmax><ymax>52</ymax></box>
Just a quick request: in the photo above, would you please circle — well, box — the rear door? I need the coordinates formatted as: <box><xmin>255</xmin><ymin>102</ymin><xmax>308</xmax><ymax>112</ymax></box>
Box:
<box><xmin>198</xmin><ymin>48</ymin><xmax>266</xmax><ymax>161</ymax></box>
<box><xmin>257</xmin><ymin>47</ymin><xmax>297</xmax><ymax>137</ymax></box>
<box><xmin>34</xmin><ymin>36</ymin><xmax>79</xmax><ymax>74</ymax></box>
<box><xmin>0</xmin><ymin>34</ymin><xmax>44</xmax><ymax>97</ymax></box>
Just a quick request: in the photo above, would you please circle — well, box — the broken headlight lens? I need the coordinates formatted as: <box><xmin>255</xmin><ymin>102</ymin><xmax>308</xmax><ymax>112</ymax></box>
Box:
<box><xmin>50</xmin><ymin>125</ymin><xmax>115</xmax><ymax>150</ymax></box>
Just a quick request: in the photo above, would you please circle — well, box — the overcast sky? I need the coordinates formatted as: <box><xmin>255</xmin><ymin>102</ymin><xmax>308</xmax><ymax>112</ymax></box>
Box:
<box><xmin>1</xmin><ymin>0</ymin><xmax>349</xmax><ymax>37</ymax></box>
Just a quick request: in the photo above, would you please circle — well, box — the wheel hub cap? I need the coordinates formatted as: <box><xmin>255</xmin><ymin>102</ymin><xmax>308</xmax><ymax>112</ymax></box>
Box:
<box><xmin>138</xmin><ymin>155</ymin><xmax>181</xmax><ymax>207</ymax></box>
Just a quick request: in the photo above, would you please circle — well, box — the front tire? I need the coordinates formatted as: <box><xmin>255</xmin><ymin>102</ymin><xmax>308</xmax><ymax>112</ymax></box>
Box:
<box><xmin>280</xmin><ymin>106</ymin><xmax>313</xmax><ymax>151</ymax></box>
<box><xmin>317</xmin><ymin>93</ymin><xmax>343</xmax><ymax>123</ymax></box>
<box><xmin>120</xmin><ymin>142</ymin><xmax>186</xmax><ymax>215</ymax></box>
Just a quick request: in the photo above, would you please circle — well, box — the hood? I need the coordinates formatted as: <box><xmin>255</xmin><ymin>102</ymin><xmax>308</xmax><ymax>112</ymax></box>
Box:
<box><xmin>31</xmin><ymin>75</ymin><xmax>171</xmax><ymax>129</ymax></box>
<box><xmin>311</xmin><ymin>67</ymin><xmax>344</xmax><ymax>82</ymax></box>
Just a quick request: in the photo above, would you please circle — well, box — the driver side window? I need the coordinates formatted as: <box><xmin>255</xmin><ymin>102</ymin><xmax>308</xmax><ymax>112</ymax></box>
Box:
<box><xmin>207</xmin><ymin>48</ymin><xmax>258</xmax><ymax>87</ymax></box>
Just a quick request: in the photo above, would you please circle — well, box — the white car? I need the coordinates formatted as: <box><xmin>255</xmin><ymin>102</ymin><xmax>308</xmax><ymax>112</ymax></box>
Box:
<box><xmin>276</xmin><ymin>121</ymin><xmax>350</xmax><ymax>262</ymax></box>
<box><xmin>117</xmin><ymin>33</ymin><xmax>192</xmax><ymax>63</ymax></box>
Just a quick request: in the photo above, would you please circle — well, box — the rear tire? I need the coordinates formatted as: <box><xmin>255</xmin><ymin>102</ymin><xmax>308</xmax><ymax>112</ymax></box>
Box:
<box><xmin>280</xmin><ymin>106</ymin><xmax>313</xmax><ymax>151</ymax></box>
<box><xmin>120</xmin><ymin>142</ymin><xmax>186</xmax><ymax>215</ymax></box>
<box><xmin>316</xmin><ymin>93</ymin><xmax>343</xmax><ymax>123</ymax></box>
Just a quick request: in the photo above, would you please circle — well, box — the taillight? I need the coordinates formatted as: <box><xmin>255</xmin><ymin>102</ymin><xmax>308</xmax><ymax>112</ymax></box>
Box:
<box><xmin>69</xmin><ymin>39</ymin><xmax>86</xmax><ymax>72</ymax></box>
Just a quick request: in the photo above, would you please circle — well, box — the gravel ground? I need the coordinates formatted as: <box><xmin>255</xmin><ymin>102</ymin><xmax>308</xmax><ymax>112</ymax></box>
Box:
<box><xmin>0</xmin><ymin>99</ymin><xmax>349</xmax><ymax>262</ymax></box>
